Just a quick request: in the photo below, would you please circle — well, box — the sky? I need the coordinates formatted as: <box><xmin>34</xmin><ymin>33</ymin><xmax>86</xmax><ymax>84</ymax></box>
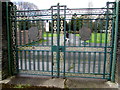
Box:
<box><xmin>11</xmin><ymin>0</ymin><xmax>115</xmax><ymax>9</ymax></box>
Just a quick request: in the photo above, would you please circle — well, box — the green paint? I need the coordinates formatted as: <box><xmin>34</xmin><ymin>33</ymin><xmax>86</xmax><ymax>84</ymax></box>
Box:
<box><xmin>13</xmin><ymin>2</ymin><xmax>116</xmax><ymax>80</ymax></box>
<box><xmin>111</xmin><ymin>0</ymin><xmax>119</xmax><ymax>82</ymax></box>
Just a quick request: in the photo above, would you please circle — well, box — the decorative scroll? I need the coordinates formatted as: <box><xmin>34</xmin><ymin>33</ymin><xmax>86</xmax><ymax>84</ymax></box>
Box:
<box><xmin>66</xmin><ymin>47</ymin><xmax>104</xmax><ymax>52</ymax></box>
<box><xmin>18</xmin><ymin>46</ymin><xmax>51</xmax><ymax>51</ymax></box>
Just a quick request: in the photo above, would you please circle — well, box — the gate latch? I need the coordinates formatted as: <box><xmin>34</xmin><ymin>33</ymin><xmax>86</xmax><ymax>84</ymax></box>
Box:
<box><xmin>52</xmin><ymin>46</ymin><xmax>65</xmax><ymax>52</ymax></box>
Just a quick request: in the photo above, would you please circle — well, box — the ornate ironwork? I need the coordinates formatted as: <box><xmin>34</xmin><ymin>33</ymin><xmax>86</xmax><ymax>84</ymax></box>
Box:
<box><xmin>18</xmin><ymin>46</ymin><xmax>51</xmax><ymax>50</ymax></box>
<box><xmin>12</xmin><ymin>2</ymin><xmax>116</xmax><ymax>80</ymax></box>
<box><xmin>11</xmin><ymin>5</ymin><xmax>17</xmax><ymax>72</ymax></box>
<box><xmin>66</xmin><ymin>47</ymin><xmax>105</xmax><ymax>52</ymax></box>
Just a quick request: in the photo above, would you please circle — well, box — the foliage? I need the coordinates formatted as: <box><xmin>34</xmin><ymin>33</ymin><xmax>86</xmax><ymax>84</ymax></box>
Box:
<box><xmin>18</xmin><ymin>19</ymin><xmax>30</xmax><ymax>30</ymax></box>
<box><xmin>14</xmin><ymin>84</ymin><xmax>30</xmax><ymax>88</ymax></box>
<box><xmin>18</xmin><ymin>18</ymin><xmax>42</xmax><ymax>30</ymax></box>
<box><xmin>68</xmin><ymin>14</ymin><xmax>106</xmax><ymax>33</ymax></box>
<box><xmin>14</xmin><ymin>2</ymin><xmax>42</xmax><ymax>30</ymax></box>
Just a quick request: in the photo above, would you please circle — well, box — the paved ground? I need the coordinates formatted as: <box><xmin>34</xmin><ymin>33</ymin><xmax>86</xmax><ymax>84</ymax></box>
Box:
<box><xmin>0</xmin><ymin>76</ymin><xmax>119</xmax><ymax>89</ymax></box>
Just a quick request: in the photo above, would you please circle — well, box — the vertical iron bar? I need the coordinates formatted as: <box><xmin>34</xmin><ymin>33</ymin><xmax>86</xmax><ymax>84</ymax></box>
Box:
<box><xmin>98</xmin><ymin>53</ymin><xmax>101</xmax><ymax>73</ymax></box>
<box><xmin>42</xmin><ymin>20</ymin><xmax>44</xmax><ymax>46</ymax></box>
<box><xmin>103</xmin><ymin>2</ymin><xmax>109</xmax><ymax>79</ymax></box>
<box><xmin>33</xmin><ymin>51</ymin><xmax>35</xmax><ymax>70</ymax></box>
<box><xmin>20</xmin><ymin>51</ymin><xmax>23</xmax><ymax>70</ymax></box>
<box><xmin>28</xmin><ymin>18</ymin><xmax>30</xmax><ymax>44</ymax></box>
<box><xmin>73</xmin><ymin>18</ymin><xmax>76</xmax><ymax>46</ymax></box>
<box><xmin>51</xmin><ymin>7</ymin><xmax>54</xmax><ymax>77</ymax></box>
<box><xmin>28</xmin><ymin>51</ymin><xmax>31</xmax><ymax>70</ymax></box>
<box><xmin>42</xmin><ymin>51</ymin><xmax>44</xmax><ymax>71</ymax></box>
<box><xmin>88</xmin><ymin>52</ymin><xmax>91</xmax><ymax>73</ymax></box>
<box><xmin>57</xmin><ymin>3</ymin><xmax>60</xmax><ymax>77</ymax></box>
<box><xmin>37</xmin><ymin>51</ymin><xmax>40</xmax><ymax>70</ymax></box>
<box><xmin>94</xmin><ymin>20</ymin><xmax>97</xmax><ymax>46</ymax></box>
<box><xmin>109</xmin><ymin>10</ymin><xmax>115</xmax><ymax>80</ymax></box>
<box><xmin>68</xmin><ymin>20</ymin><xmax>71</xmax><ymax>46</ymax></box>
<box><xmin>63</xmin><ymin>5</ymin><xmax>66</xmax><ymax>77</ymax></box>
<box><xmin>75</xmin><ymin>17</ymin><xmax>77</xmax><ymax>46</ymax></box>
<box><xmin>83</xmin><ymin>52</ymin><xmax>86</xmax><ymax>73</ymax></box>
<box><xmin>68</xmin><ymin>52</ymin><xmax>71</xmax><ymax>72</ymax></box>
<box><xmin>96</xmin><ymin>20</ymin><xmax>98</xmax><ymax>46</ymax></box>
<box><xmin>93</xmin><ymin>52</ymin><xmax>96</xmax><ymax>73</ymax></box>
<box><xmin>47</xmin><ymin>51</ymin><xmax>49</xmax><ymax>71</ymax></box>
<box><xmin>6</xmin><ymin>2</ymin><xmax>11</xmax><ymax>75</ymax></box>
<box><xmin>83</xmin><ymin>20</ymin><xmax>86</xmax><ymax>47</ymax></box>
<box><xmin>79</xmin><ymin>20</ymin><xmax>81</xmax><ymax>46</ymax></box>
<box><xmin>100</xmin><ymin>19</ymin><xmax>103</xmax><ymax>46</ymax></box>
<box><xmin>19</xmin><ymin>20</ymin><xmax>22</xmax><ymax>45</ymax></box>
<box><xmin>47</xmin><ymin>25</ymin><xmax>49</xmax><ymax>45</ymax></box>
<box><xmin>23</xmin><ymin>15</ymin><xmax>25</xmax><ymax>45</ymax></box>
<box><xmin>89</xmin><ymin>20</ymin><xmax>92</xmax><ymax>46</ymax></box>
<box><xmin>73</xmin><ymin>52</ymin><xmax>76</xmax><ymax>73</ymax></box>
<box><xmin>78</xmin><ymin>52</ymin><xmax>81</xmax><ymax>72</ymax></box>
<box><xmin>24</xmin><ymin>51</ymin><xmax>27</xmax><ymax>70</ymax></box>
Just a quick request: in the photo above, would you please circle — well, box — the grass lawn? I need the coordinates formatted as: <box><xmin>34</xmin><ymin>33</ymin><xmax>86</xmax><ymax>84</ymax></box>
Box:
<box><xmin>43</xmin><ymin>32</ymin><xmax>63</xmax><ymax>37</ymax></box>
<box><xmin>76</xmin><ymin>33</ymin><xmax>110</xmax><ymax>43</ymax></box>
<box><xmin>28</xmin><ymin>33</ymin><xmax>109</xmax><ymax>44</ymax></box>
<box><xmin>44</xmin><ymin>33</ymin><xmax>110</xmax><ymax>43</ymax></box>
<box><xmin>26</xmin><ymin>39</ymin><xmax>48</xmax><ymax>45</ymax></box>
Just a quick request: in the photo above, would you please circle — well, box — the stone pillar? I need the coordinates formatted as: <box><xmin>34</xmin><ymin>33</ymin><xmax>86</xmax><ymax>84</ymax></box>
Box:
<box><xmin>0</xmin><ymin>1</ymin><xmax>2</xmax><ymax>80</ymax></box>
<box><xmin>2</xmin><ymin>2</ymin><xmax>13</xmax><ymax>80</ymax></box>
<box><xmin>115</xmin><ymin>1</ymin><xmax>120</xmax><ymax>86</ymax></box>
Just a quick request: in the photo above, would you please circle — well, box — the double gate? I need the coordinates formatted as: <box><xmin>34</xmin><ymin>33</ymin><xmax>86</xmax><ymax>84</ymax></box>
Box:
<box><xmin>10</xmin><ymin>2</ymin><xmax>116</xmax><ymax>80</ymax></box>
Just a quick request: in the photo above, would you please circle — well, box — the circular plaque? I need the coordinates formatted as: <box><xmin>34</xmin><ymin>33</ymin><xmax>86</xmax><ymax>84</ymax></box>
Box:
<box><xmin>28</xmin><ymin>27</ymin><xmax>39</xmax><ymax>41</ymax></box>
<box><xmin>79</xmin><ymin>26</ymin><xmax>92</xmax><ymax>41</ymax></box>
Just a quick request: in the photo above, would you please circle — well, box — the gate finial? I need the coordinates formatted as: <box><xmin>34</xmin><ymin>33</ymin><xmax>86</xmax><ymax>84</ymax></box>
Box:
<box><xmin>57</xmin><ymin>3</ymin><xmax>60</xmax><ymax>6</ymax></box>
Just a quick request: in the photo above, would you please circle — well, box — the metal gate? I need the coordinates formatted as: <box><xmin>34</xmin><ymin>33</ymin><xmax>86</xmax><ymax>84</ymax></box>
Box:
<box><xmin>10</xmin><ymin>2</ymin><xmax>116</xmax><ymax>80</ymax></box>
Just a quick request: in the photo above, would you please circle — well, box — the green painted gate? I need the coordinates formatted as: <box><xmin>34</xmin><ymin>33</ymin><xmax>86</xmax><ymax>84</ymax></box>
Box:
<box><xmin>10</xmin><ymin>2</ymin><xmax>116</xmax><ymax>80</ymax></box>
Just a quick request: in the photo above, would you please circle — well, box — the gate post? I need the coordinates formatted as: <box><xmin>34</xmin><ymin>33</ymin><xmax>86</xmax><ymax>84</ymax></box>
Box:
<box><xmin>111</xmin><ymin>0</ymin><xmax>119</xmax><ymax>82</ymax></box>
<box><xmin>115</xmin><ymin>0</ymin><xmax>120</xmax><ymax>86</ymax></box>
<box><xmin>0</xmin><ymin>1</ymin><xmax>2</xmax><ymax>80</ymax></box>
<box><xmin>1</xmin><ymin>2</ymin><xmax>14</xmax><ymax>80</ymax></box>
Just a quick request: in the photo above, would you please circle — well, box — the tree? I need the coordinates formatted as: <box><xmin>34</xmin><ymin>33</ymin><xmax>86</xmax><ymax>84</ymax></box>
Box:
<box><xmin>69</xmin><ymin>14</ymin><xmax>93</xmax><ymax>32</ymax></box>
<box><xmin>93</xmin><ymin>15</ymin><xmax>106</xmax><ymax>33</ymax></box>
<box><xmin>13</xmin><ymin>2</ymin><xmax>43</xmax><ymax>30</ymax></box>
<box><xmin>13</xmin><ymin>2</ymin><xmax>39</xmax><ymax>10</ymax></box>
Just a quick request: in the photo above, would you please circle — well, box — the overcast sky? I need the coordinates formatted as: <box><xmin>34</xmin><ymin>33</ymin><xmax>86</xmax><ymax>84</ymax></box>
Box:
<box><xmin>11</xmin><ymin>0</ymin><xmax>115</xmax><ymax>9</ymax></box>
